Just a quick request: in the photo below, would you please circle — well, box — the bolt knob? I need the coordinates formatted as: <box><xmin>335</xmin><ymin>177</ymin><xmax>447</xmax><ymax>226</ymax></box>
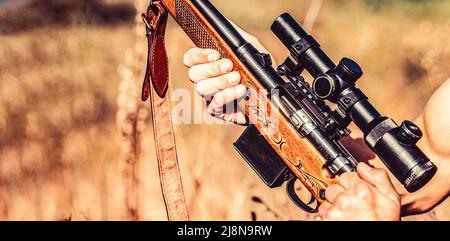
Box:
<box><xmin>398</xmin><ymin>120</ymin><xmax>423</xmax><ymax>145</ymax></box>
<box><xmin>336</xmin><ymin>58</ymin><xmax>363</xmax><ymax>84</ymax></box>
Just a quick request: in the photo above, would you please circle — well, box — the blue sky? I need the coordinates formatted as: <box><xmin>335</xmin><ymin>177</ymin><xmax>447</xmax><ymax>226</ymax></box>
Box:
<box><xmin>0</xmin><ymin>0</ymin><xmax>32</xmax><ymax>8</ymax></box>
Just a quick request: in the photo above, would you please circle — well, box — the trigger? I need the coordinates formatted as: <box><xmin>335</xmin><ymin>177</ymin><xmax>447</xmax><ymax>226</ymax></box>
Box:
<box><xmin>307</xmin><ymin>194</ymin><xmax>316</xmax><ymax>205</ymax></box>
<box><xmin>286</xmin><ymin>177</ymin><xmax>318</xmax><ymax>213</ymax></box>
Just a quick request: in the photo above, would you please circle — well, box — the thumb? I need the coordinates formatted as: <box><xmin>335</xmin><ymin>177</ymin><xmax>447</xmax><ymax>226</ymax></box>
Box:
<box><xmin>357</xmin><ymin>162</ymin><xmax>399</xmax><ymax>204</ymax></box>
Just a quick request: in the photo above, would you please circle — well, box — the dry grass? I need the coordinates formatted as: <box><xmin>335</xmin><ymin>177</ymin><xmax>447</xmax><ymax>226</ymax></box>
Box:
<box><xmin>0</xmin><ymin>8</ymin><xmax>136</xmax><ymax>220</ymax></box>
<box><xmin>116</xmin><ymin>0</ymin><xmax>149</xmax><ymax>220</ymax></box>
<box><xmin>0</xmin><ymin>0</ymin><xmax>449</xmax><ymax>220</ymax></box>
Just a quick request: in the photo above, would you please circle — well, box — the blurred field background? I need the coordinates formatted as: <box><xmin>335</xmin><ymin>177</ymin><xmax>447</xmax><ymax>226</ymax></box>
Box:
<box><xmin>0</xmin><ymin>0</ymin><xmax>449</xmax><ymax>220</ymax></box>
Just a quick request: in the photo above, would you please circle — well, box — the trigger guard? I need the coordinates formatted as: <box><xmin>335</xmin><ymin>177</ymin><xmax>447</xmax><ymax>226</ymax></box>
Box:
<box><xmin>286</xmin><ymin>177</ymin><xmax>319</xmax><ymax>213</ymax></box>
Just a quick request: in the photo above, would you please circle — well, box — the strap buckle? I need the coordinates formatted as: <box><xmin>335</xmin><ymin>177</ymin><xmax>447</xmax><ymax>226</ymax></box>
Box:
<box><xmin>142</xmin><ymin>14</ymin><xmax>153</xmax><ymax>31</ymax></box>
<box><xmin>141</xmin><ymin>0</ymin><xmax>169</xmax><ymax>100</ymax></box>
<box><xmin>142</xmin><ymin>0</ymin><xmax>165</xmax><ymax>33</ymax></box>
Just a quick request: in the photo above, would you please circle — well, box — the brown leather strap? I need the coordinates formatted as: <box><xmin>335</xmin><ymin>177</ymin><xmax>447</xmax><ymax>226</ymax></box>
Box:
<box><xmin>142</xmin><ymin>1</ymin><xmax>169</xmax><ymax>100</ymax></box>
<box><xmin>142</xmin><ymin>1</ymin><xmax>189</xmax><ymax>221</ymax></box>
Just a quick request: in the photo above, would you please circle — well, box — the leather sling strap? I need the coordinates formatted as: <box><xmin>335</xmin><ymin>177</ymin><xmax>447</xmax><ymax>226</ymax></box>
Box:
<box><xmin>142</xmin><ymin>1</ymin><xmax>189</xmax><ymax>221</ymax></box>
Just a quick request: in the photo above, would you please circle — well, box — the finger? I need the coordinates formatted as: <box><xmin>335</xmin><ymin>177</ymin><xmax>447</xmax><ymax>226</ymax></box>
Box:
<box><xmin>333</xmin><ymin>192</ymin><xmax>354</xmax><ymax>211</ymax></box>
<box><xmin>217</xmin><ymin>111</ymin><xmax>248</xmax><ymax>125</ymax></box>
<box><xmin>188</xmin><ymin>59</ymin><xmax>234</xmax><ymax>82</ymax></box>
<box><xmin>334</xmin><ymin>181</ymin><xmax>373</xmax><ymax>211</ymax></box>
<box><xmin>196</xmin><ymin>71</ymin><xmax>241</xmax><ymax>96</ymax></box>
<box><xmin>183</xmin><ymin>48</ymin><xmax>221</xmax><ymax>67</ymax></box>
<box><xmin>323</xmin><ymin>206</ymin><xmax>345</xmax><ymax>221</ymax></box>
<box><xmin>325</xmin><ymin>184</ymin><xmax>346</xmax><ymax>203</ymax></box>
<box><xmin>331</xmin><ymin>187</ymin><xmax>374</xmax><ymax>221</ymax></box>
<box><xmin>207</xmin><ymin>85</ymin><xmax>247</xmax><ymax>115</ymax></box>
<box><xmin>318</xmin><ymin>202</ymin><xmax>332</xmax><ymax>219</ymax></box>
<box><xmin>353</xmin><ymin>180</ymin><xmax>374</xmax><ymax>201</ymax></box>
<box><xmin>338</xmin><ymin>172</ymin><xmax>360</xmax><ymax>190</ymax></box>
<box><xmin>357</xmin><ymin>162</ymin><xmax>399</xmax><ymax>203</ymax></box>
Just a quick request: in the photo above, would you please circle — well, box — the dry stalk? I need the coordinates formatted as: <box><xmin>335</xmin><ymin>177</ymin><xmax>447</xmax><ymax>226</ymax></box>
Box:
<box><xmin>303</xmin><ymin>0</ymin><xmax>323</xmax><ymax>32</ymax></box>
<box><xmin>116</xmin><ymin>0</ymin><xmax>149</xmax><ymax>221</ymax></box>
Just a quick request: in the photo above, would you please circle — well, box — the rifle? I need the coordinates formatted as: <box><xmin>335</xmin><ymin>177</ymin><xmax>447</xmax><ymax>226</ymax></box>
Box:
<box><xmin>142</xmin><ymin>0</ymin><xmax>437</xmax><ymax>219</ymax></box>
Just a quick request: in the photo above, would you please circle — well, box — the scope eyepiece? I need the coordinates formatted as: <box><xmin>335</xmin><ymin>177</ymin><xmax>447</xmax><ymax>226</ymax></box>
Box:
<box><xmin>405</xmin><ymin>161</ymin><xmax>437</xmax><ymax>192</ymax></box>
<box><xmin>365</xmin><ymin>118</ymin><xmax>437</xmax><ymax>192</ymax></box>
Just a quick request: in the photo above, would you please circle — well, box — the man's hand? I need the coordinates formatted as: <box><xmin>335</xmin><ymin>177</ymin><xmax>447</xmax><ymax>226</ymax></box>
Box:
<box><xmin>183</xmin><ymin>47</ymin><xmax>248</xmax><ymax>124</ymax></box>
<box><xmin>318</xmin><ymin>163</ymin><xmax>401</xmax><ymax>221</ymax></box>
<box><xmin>183</xmin><ymin>25</ymin><xmax>269</xmax><ymax>124</ymax></box>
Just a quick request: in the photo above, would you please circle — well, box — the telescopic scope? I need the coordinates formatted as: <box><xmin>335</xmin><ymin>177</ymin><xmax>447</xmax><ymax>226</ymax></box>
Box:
<box><xmin>271</xmin><ymin>13</ymin><xmax>437</xmax><ymax>192</ymax></box>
